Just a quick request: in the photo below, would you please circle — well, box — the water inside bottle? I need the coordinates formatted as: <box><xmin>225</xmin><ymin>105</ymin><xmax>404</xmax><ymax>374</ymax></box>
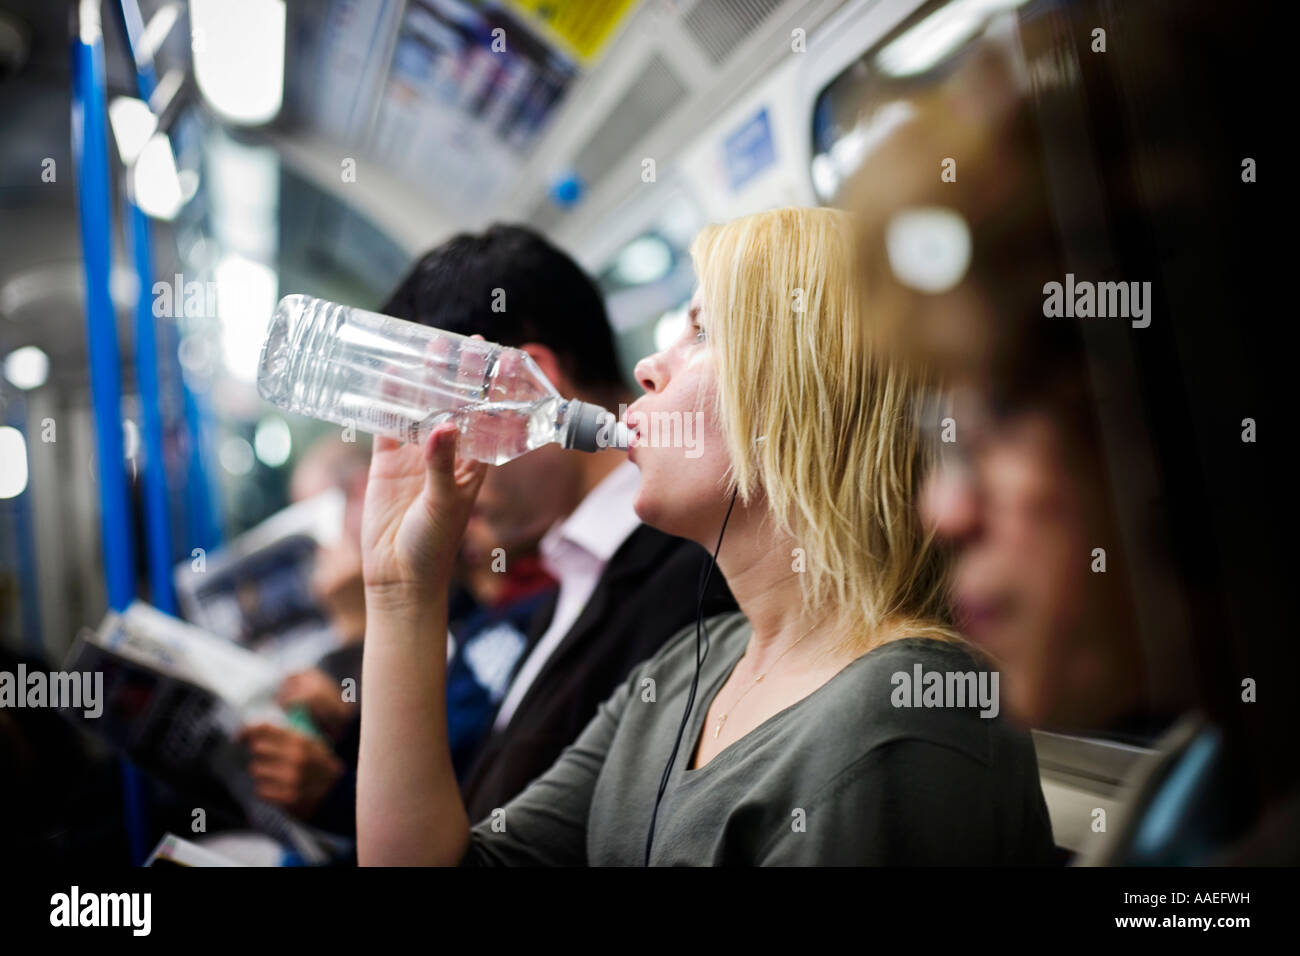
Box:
<box><xmin>414</xmin><ymin>397</ymin><xmax>561</xmax><ymax>465</ymax></box>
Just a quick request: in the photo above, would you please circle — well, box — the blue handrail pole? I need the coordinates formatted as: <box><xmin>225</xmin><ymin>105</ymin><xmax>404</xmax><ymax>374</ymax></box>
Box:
<box><xmin>117</xmin><ymin>0</ymin><xmax>176</xmax><ymax>613</ymax></box>
<box><xmin>127</xmin><ymin>201</ymin><xmax>177</xmax><ymax>614</ymax></box>
<box><xmin>182</xmin><ymin>380</ymin><xmax>225</xmax><ymax>553</ymax></box>
<box><xmin>72</xmin><ymin>6</ymin><xmax>136</xmax><ymax>611</ymax></box>
<box><xmin>72</xmin><ymin>0</ymin><xmax>148</xmax><ymax>866</ymax></box>
<box><xmin>116</xmin><ymin>0</ymin><xmax>224</xmax><ymax>559</ymax></box>
<box><xmin>116</xmin><ymin>0</ymin><xmax>158</xmax><ymax>96</ymax></box>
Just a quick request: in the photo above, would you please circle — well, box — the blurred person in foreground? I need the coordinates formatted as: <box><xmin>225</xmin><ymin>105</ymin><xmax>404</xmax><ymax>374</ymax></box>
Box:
<box><xmin>355</xmin><ymin>207</ymin><xmax>1053</xmax><ymax>865</ymax></box>
<box><xmin>849</xmin><ymin>1</ymin><xmax>1293</xmax><ymax>863</ymax></box>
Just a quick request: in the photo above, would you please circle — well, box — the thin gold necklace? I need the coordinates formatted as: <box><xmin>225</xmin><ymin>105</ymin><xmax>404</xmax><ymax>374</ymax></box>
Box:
<box><xmin>713</xmin><ymin>619</ymin><xmax>820</xmax><ymax>739</ymax></box>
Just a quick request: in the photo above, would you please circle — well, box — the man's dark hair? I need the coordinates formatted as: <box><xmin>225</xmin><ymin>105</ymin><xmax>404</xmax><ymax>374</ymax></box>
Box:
<box><xmin>379</xmin><ymin>224</ymin><xmax>628</xmax><ymax>400</ymax></box>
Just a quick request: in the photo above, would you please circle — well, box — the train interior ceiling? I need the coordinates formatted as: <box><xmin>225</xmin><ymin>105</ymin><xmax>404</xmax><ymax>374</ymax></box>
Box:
<box><xmin>1</xmin><ymin>0</ymin><xmax>1219</xmax><ymax>862</ymax></box>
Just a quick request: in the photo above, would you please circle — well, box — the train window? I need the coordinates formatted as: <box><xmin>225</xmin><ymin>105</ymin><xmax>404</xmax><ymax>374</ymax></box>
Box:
<box><xmin>810</xmin><ymin>0</ymin><xmax>1032</xmax><ymax>205</ymax></box>
<box><xmin>600</xmin><ymin>235</ymin><xmax>678</xmax><ymax>293</ymax></box>
<box><xmin>594</xmin><ymin>189</ymin><xmax>705</xmax><ymax>385</ymax></box>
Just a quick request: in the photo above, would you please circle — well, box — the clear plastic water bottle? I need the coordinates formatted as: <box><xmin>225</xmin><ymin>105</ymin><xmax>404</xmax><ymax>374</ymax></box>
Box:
<box><xmin>257</xmin><ymin>294</ymin><xmax>629</xmax><ymax>465</ymax></box>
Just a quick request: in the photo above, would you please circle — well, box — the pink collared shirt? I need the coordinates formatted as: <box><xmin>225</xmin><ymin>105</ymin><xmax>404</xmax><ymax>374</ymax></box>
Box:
<box><xmin>490</xmin><ymin>459</ymin><xmax>643</xmax><ymax>732</ymax></box>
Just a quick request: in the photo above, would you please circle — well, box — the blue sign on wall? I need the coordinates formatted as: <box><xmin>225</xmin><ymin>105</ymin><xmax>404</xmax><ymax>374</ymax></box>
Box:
<box><xmin>722</xmin><ymin>107</ymin><xmax>777</xmax><ymax>192</ymax></box>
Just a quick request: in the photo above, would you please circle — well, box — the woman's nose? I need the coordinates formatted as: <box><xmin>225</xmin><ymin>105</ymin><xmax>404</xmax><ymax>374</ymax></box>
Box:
<box><xmin>633</xmin><ymin>352</ymin><xmax>667</xmax><ymax>394</ymax></box>
<box><xmin>920</xmin><ymin>463</ymin><xmax>981</xmax><ymax>544</ymax></box>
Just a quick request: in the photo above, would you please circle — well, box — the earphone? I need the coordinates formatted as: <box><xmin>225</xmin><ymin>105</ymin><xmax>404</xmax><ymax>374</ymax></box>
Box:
<box><xmin>643</xmin><ymin>484</ymin><xmax>740</xmax><ymax>866</ymax></box>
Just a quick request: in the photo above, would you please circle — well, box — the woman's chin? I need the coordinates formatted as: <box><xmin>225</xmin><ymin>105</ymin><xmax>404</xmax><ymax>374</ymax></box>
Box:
<box><xmin>632</xmin><ymin>489</ymin><xmax>683</xmax><ymax>540</ymax></box>
<box><xmin>631</xmin><ymin>489</ymin><xmax>659</xmax><ymax>529</ymax></box>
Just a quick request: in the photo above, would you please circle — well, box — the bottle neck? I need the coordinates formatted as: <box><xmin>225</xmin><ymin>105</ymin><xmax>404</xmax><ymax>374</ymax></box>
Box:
<box><xmin>560</xmin><ymin>399</ymin><xmax>629</xmax><ymax>453</ymax></box>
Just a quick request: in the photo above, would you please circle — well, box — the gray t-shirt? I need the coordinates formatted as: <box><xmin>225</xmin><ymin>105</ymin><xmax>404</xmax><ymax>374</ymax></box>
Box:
<box><xmin>461</xmin><ymin>611</ymin><xmax>1055</xmax><ymax>865</ymax></box>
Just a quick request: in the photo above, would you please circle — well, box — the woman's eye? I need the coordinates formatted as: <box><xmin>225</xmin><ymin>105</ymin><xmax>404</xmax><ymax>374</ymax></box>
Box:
<box><xmin>694</xmin><ymin>327</ymin><xmax>707</xmax><ymax>343</ymax></box>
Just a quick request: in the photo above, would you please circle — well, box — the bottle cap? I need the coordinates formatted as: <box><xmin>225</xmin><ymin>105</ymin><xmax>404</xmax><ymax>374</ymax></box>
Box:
<box><xmin>566</xmin><ymin>401</ymin><xmax>630</xmax><ymax>452</ymax></box>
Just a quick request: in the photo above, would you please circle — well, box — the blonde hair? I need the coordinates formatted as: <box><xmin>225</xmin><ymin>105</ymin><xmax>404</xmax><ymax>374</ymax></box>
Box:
<box><xmin>691</xmin><ymin>207</ymin><xmax>956</xmax><ymax>653</ymax></box>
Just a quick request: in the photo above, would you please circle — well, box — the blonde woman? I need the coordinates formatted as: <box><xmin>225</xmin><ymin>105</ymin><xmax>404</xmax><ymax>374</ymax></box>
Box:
<box><xmin>357</xmin><ymin>207</ymin><xmax>1054</xmax><ymax>865</ymax></box>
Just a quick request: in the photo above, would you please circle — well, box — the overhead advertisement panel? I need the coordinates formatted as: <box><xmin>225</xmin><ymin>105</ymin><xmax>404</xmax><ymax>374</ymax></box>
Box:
<box><xmin>507</xmin><ymin>0</ymin><xmax>639</xmax><ymax>65</ymax></box>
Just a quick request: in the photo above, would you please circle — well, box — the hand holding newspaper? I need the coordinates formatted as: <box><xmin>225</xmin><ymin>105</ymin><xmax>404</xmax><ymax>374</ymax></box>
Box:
<box><xmin>62</xmin><ymin>602</ymin><xmax>340</xmax><ymax>864</ymax></box>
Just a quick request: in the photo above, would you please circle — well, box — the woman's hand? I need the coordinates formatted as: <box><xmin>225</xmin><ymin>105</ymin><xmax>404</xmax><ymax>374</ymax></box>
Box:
<box><xmin>357</xmin><ymin>421</ymin><xmax>483</xmax><ymax>866</ymax></box>
<box><xmin>361</xmin><ymin>422</ymin><xmax>488</xmax><ymax>614</ymax></box>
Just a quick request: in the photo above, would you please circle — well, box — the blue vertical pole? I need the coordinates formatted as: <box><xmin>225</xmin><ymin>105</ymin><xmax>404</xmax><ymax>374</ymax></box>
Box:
<box><xmin>116</xmin><ymin>0</ymin><xmax>223</xmax><ymax>560</ymax></box>
<box><xmin>72</xmin><ymin>1</ymin><xmax>147</xmax><ymax>865</ymax></box>
<box><xmin>127</xmin><ymin>203</ymin><xmax>177</xmax><ymax>614</ymax></box>
<box><xmin>72</xmin><ymin>11</ymin><xmax>136</xmax><ymax>612</ymax></box>
<box><xmin>116</xmin><ymin>0</ymin><xmax>176</xmax><ymax>614</ymax></box>
<box><xmin>182</xmin><ymin>383</ymin><xmax>224</xmax><ymax>552</ymax></box>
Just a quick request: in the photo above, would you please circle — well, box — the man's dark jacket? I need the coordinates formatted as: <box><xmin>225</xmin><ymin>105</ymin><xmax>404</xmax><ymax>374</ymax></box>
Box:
<box><xmin>460</xmin><ymin>524</ymin><xmax>737</xmax><ymax>822</ymax></box>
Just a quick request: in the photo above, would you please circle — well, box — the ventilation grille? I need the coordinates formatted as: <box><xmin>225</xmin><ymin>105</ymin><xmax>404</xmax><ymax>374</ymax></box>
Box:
<box><xmin>682</xmin><ymin>0</ymin><xmax>787</xmax><ymax>65</ymax></box>
<box><xmin>572</xmin><ymin>52</ymin><xmax>688</xmax><ymax>187</ymax></box>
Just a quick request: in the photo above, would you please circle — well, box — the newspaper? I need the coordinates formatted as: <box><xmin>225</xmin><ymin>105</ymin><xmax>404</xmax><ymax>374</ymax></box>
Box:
<box><xmin>173</xmin><ymin>490</ymin><xmax>346</xmax><ymax>675</ymax></box>
<box><xmin>145</xmin><ymin>833</ymin><xmax>241</xmax><ymax>867</ymax></box>
<box><xmin>61</xmin><ymin>603</ymin><xmax>341</xmax><ymax>864</ymax></box>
